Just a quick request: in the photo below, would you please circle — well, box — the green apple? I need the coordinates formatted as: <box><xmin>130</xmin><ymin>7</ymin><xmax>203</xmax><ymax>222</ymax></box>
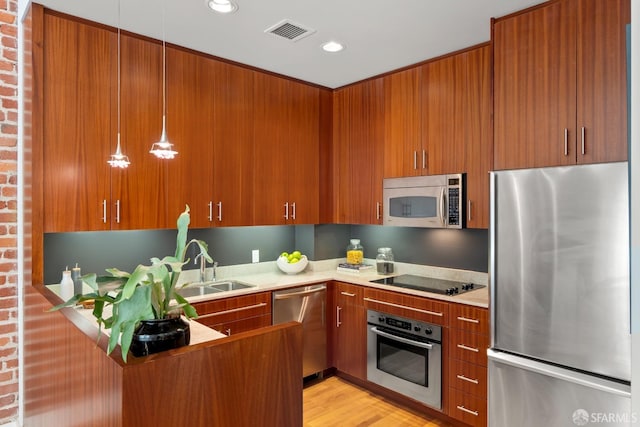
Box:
<box><xmin>291</xmin><ymin>250</ymin><xmax>302</xmax><ymax>259</ymax></box>
<box><xmin>280</xmin><ymin>252</ymin><xmax>289</xmax><ymax>259</ymax></box>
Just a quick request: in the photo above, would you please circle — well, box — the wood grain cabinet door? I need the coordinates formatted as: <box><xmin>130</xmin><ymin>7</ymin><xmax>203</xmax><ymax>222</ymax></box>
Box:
<box><xmin>43</xmin><ymin>15</ymin><xmax>114</xmax><ymax>232</ymax></box>
<box><xmin>333</xmin><ymin>79</ymin><xmax>385</xmax><ymax>225</ymax></box>
<box><xmin>576</xmin><ymin>0</ymin><xmax>630</xmax><ymax>164</ymax></box>
<box><xmin>334</xmin><ymin>282</ymin><xmax>367</xmax><ymax>380</ymax></box>
<box><xmin>494</xmin><ymin>0</ymin><xmax>577</xmax><ymax>170</ymax></box>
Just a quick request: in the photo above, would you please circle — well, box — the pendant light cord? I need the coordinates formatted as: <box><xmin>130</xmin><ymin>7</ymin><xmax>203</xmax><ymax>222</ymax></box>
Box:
<box><xmin>117</xmin><ymin>0</ymin><xmax>121</xmax><ymax>144</ymax></box>
<box><xmin>162</xmin><ymin>0</ymin><xmax>166</xmax><ymax>122</ymax></box>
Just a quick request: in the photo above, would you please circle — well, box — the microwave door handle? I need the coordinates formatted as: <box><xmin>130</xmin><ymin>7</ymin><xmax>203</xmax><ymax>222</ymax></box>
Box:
<box><xmin>440</xmin><ymin>187</ymin><xmax>446</xmax><ymax>226</ymax></box>
<box><xmin>370</xmin><ymin>327</ymin><xmax>434</xmax><ymax>349</ymax></box>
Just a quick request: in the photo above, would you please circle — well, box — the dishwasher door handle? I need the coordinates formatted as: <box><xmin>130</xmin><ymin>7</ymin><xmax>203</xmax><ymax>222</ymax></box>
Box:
<box><xmin>274</xmin><ymin>286</ymin><xmax>326</xmax><ymax>300</ymax></box>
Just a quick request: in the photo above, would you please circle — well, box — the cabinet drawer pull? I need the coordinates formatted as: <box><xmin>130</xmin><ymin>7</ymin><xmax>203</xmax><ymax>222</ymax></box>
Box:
<box><xmin>363</xmin><ymin>297</ymin><xmax>444</xmax><ymax>317</ymax></box>
<box><xmin>376</xmin><ymin>202</ymin><xmax>381</xmax><ymax>220</ymax></box>
<box><xmin>457</xmin><ymin>316</ymin><xmax>480</xmax><ymax>324</ymax></box>
<box><xmin>456</xmin><ymin>405</ymin><xmax>479</xmax><ymax>416</ymax></box>
<box><xmin>197</xmin><ymin>302</ymin><xmax>267</xmax><ymax>319</ymax></box>
<box><xmin>115</xmin><ymin>199</ymin><xmax>121</xmax><ymax>224</ymax></box>
<box><xmin>291</xmin><ymin>202</ymin><xmax>296</xmax><ymax>220</ymax></box>
<box><xmin>422</xmin><ymin>149</ymin><xmax>426</xmax><ymax>169</ymax></box>
<box><xmin>456</xmin><ymin>374</ymin><xmax>479</xmax><ymax>384</ymax></box>
<box><xmin>457</xmin><ymin>344</ymin><xmax>480</xmax><ymax>353</ymax></box>
<box><xmin>283</xmin><ymin>202</ymin><xmax>289</xmax><ymax>220</ymax></box>
<box><xmin>581</xmin><ymin>126</ymin><xmax>586</xmax><ymax>155</ymax></box>
<box><xmin>563</xmin><ymin>128</ymin><xmax>568</xmax><ymax>156</ymax></box>
<box><xmin>340</xmin><ymin>291</ymin><xmax>356</xmax><ymax>297</ymax></box>
<box><xmin>413</xmin><ymin>151</ymin><xmax>417</xmax><ymax>170</ymax></box>
<box><xmin>336</xmin><ymin>306</ymin><xmax>342</xmax><ymax>327</ymax></box>
<box><xmin>467</xmin><ymin>200</ymin><xmax>472</xmax><ymax>222</ymax></box>
<box><xmin>208</xmin><ymin>201</ymin><xmax>213</xmax><ymax>222</ymax></box>
<box><xmin>102</xmin><ymin>199</ymin><xmax>107</xmax><ymax>223</ymax></box>
<box><xmin>217</xmin><ymin>201</ymin><xmax>222</xmax><ymax>222</ymax></box>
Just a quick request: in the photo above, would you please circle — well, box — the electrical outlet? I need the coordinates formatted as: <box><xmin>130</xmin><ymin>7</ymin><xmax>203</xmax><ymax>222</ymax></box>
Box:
<box><xmin>252</xmin><ymin>249</ymin><xmax>259</xmax><ymax>263</ymax></box>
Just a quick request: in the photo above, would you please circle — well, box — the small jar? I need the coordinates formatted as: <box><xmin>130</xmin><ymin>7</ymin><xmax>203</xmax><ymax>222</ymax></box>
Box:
<box><xmin>376</xmin><ymin>247</ymin><xmax>394</xmax><ymax>275</ymax></box>
<box><xmin>346</xmin><ymin>239</ymin><xmax>364</xmax><ymax>265</ymax></box>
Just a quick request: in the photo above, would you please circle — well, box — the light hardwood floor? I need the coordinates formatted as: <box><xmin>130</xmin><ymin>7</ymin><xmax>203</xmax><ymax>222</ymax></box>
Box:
<box><xmin>303</xmin><ymin>376</ymin><xmax>454</xmax><ymax>427</ymax></box>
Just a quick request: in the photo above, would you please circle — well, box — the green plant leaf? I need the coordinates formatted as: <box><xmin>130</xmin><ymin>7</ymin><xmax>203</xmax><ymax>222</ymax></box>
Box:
<box><xmin>173</xmin><ymin>292</ymin><xmax>198</xmax><ymax>319</ymax></box>
<box><xmin>174</xmin><ymin>205</ymin><xmax>190</xmax><ymax>261</ymax></box>
<box><xmin>106</xmin><ymin>285</ymin><xmax>154</xmax><ymax>361</ymax></box>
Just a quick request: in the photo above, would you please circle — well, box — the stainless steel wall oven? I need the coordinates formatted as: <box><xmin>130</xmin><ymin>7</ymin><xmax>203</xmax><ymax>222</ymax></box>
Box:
<box><xmin>366</xmin><ymin>309</ymin><xmax>442</xmax><ymax>409</ymax></box>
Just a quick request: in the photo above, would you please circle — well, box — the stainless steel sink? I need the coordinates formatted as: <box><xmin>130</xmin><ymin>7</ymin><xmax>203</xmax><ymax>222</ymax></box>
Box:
<box><xmin>176</xmin><ymin>285</ymin><xmax>221</xmax><ymax>298</ymax></box>
<box><xmin>176</xmin><ymin>280</ymin><xmax>255</xmax><ymax>298</ymax></box>
<box><xmin>207</xmin><ymin>280</ymin><xmax>255</xmax><ymax>292</ymax></box>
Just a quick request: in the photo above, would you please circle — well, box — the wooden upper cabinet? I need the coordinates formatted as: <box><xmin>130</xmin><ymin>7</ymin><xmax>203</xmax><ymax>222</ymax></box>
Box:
<box><xmin>211</xmin><ymin>63</ymin><xmax>255</xmax><ymax>226</ymax></box>
<box><xmin>166</xmin><ymin>47</ymin><xmax>215</xmax><ymax>228</ymax></box>
<box><xmin>576</xmin><ymin>0</ymin><xmax>630</xmax><ymax>164</ymax></box>
<box><xmin>494</xmin><ymin>0</ymin><xmax>629</xmax><ymax>170</ymax></box>
<box><xmin>253</xmin><ymin>74</ymin><xmax>319</xmax><ymax>225</ymax></box>
<box><xmin>333</xmin><ymin>78</ymin><xmax>385</xmax><ymax>224</ymax></box>
<box><xmin>421</xmin><ymin>55</ymin><xmax>466</xmax><ymax>176</ymax></box>
<box><xmin>384</xmin><ymin>67</ymin><xmax>422</xmax><ymax>178</ymax></box>
<box><xmin>43</xmin><ymin>15</ymin><xmax>114</xmax><ymax>232</ymax></box>
<box><xmin>463</xmin><ymin>45</ymin><xmax>493</xmax><ymax>229</ymax></box>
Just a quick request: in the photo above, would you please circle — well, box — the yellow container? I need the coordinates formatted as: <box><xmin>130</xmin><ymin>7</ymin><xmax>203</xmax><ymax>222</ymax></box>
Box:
<box><xmin>346</xmin><ymin>239</ymin><xmax>364</xmax><ymax>265</ymax></box>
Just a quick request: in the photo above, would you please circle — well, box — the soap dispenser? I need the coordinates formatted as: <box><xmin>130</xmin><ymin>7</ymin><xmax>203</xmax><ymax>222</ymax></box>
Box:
<box><xmin>60</xmin><ymin>267</ymin><xmax>74</xmax><ymax>301</ymax></box>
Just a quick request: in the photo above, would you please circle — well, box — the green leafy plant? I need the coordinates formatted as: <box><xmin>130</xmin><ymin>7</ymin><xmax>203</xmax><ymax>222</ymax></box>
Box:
<box><xmin>51</xmin><ymin>205</ymin><xmax>212</xmax><ymax>361</ymax></box>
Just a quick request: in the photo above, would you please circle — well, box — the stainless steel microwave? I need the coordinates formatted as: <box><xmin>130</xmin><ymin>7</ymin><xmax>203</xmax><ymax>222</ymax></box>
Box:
<box><xmin>383</xmin><ymin>174</ymin><xmax>464</xmax><ymax>228</ymax></box>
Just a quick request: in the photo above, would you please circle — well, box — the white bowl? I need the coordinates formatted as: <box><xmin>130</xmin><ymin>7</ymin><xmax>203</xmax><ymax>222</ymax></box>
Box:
<box><xmin>276</xmin><ymin>255</ymin><xmax>309</xmax><ymax>274</ymax></box>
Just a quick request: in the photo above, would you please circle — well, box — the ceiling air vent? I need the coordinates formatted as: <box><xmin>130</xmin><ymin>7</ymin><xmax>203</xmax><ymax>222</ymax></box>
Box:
<box><xmin>264</xmin><ymin>19</ymin><xmax>316</xmax><ymax>42</ymax></box>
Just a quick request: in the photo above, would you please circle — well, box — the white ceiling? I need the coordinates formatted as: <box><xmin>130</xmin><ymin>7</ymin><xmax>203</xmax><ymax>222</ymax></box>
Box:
<box><xmin>34</xmin><ymin>0</ymin><xmax>547</xmax><ymax>89</ymax></box>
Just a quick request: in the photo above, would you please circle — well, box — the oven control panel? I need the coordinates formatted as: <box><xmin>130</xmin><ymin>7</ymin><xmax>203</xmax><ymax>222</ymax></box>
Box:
<box><xmin>367</xmin><ymin>309</ymin><xmax>442</xmax><ymax>343</ymax></box>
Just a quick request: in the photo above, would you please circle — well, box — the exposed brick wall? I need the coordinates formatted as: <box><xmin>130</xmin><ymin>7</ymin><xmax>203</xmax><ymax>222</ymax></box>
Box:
<box><xmin>0</xmin><ymin>0</ymin><xmax>18</xmax><ymax>423</ymax></box>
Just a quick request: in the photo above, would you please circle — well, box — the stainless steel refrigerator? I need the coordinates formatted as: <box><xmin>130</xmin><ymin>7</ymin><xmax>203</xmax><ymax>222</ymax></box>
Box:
<box><xmin>488</xmin><ymin>162</ymin><xmax>632</xmax><ymax>427</ymax></box>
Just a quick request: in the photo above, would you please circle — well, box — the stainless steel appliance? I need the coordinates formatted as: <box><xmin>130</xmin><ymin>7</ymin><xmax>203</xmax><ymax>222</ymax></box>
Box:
<box><xmin>367</xmin><ymin>309</ymin><xmax>442</xmax><ymax>409</ymax></box>
<box><xmin>489</xmin><ymin>162</ymin><xmax>632</xmax><ymax>427</ymax></box>
<box><xmin>383</xmin><ymin>174</ymin><xmax>464</xmax><ymax>228</ymax></box>
<box><xmin>273</xmin><ymin>284</ymin><xmax>327</xmax><ymax>378</ymax></box>
<box><xmin>370</xmin><ymin>274</ymin><xmax>484</xmax><ymax>296</ymax></box>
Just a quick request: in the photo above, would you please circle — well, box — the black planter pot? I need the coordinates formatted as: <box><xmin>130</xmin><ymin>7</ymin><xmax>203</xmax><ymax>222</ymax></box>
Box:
<box><xmin>130</xmin><ymin>317</ymin><xmax>191</xmax><ymax>357</ymax></box>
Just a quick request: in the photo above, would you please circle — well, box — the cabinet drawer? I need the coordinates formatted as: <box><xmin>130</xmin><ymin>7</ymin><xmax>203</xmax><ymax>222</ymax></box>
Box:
<box><xmin>363</xmin><ymin>288</ymin><xmax>448</xmax><ymax>325</ymax></box>
<box><xmin>448</xmin><ymin>358</ymin><xmax>487</xmax><ymax>398</ymax></box>
<box><xmin>192</xmin><ymin>292</ymin><xmax>271</xmax><ymax>326</ymax></box>
<box><xmin>450</xmin><ymin>304</ymin><xmax>489</xmax><ymax>335</ymax></box>
<box><xmin>210</xmin><ymin>314</ymin><xmax>272</xmax><ymax>336</ymax></box>
<box><xmin>448</xmin><ymin>388</ymin><xmax>487</xmax><ymax>427</ymax></box>
<box><xmin>450</xmin><ymin>329</ymin><xmax>489</xmax><ymax>366</ymax></box>
<box><xmin>336</xmin><ymin>282</ymin><xmax>364</xmax><ymax>305</ymax></box>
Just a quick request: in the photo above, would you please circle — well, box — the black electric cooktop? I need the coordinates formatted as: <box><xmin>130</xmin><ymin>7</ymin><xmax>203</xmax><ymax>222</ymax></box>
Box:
<box><xmin>369</xmin><ymin>274</ymin><xmax>485</xmax><ymax>296</ymax></box>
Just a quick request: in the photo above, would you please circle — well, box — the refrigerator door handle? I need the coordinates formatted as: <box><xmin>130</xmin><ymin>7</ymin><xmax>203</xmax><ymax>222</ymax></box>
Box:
<box><xmin>487</xmin><ymin>349</ymin><xmax>631</xmax><ymax>398</ymax></box>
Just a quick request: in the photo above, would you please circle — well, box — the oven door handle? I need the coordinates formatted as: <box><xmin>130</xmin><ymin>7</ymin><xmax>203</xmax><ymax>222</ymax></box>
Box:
<box><xmin>370</xmin><ymin>326</ymin><xmax>433</xmax><ymax>350</ymax></box>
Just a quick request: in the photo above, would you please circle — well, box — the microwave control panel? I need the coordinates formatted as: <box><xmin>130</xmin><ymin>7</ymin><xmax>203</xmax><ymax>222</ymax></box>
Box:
<box><xmin>448</xmin><ymin>187</ymin><xmax>460</xmax><ymax>226</ymax></box>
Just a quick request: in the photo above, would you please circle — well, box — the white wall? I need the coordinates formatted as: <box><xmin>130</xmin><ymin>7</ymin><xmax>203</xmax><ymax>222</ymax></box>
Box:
<box><xmin>631</xmin><ymin>0</ymin><xmax>639</xmax><ymax>420</ymax></box>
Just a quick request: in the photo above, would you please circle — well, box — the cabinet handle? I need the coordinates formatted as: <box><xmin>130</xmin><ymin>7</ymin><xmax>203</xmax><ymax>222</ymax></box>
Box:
<box><xmin>340</xmin><ymin>291</ymin><xmax>356</xmax><ymax>297</ymax></box>
<box><xmin>456</xmin><ymin>374</ymin><xmax>479</xmax><ymax>384</ymax></box>
<box><xmin>102</xmin><ymin>200</ymin><xmax>107</xmax><ymax>223</ymax></box>
<box><xmin>581</xmin><ymin>126</ymin><xmax>586</xmax><ymax>155</ymax></box>
<box><xmin>363</xmin><ymin>297</ymin><xmax>444</xmax><ymax>317</ymax></box>
<box><xmin>457</xmin><ymin>344</ymin><xmax>480</xmax><ymax>353</ymax></box>
<box><xmin>413</xmin><ymin>151</ymin><xmax>417</xmax><ymax>170</ymax></box>
<box><xmin>563</xmin><ymin>128</ymin><xmax>568</xmax><ymax>156</ymax></box>
<box><xmin>456</xmin><ymin>406</ymin><xmax>479</xmax><ymax>417</ymax></box>
<box><xmin>422</xmin><ymin>149</ymin><xmax>426</xmax><ymax>169</ymax></box>
<box><xmin>336</xmin><ymin>306</ymin><xmax>342</xmax><ymax>327</ymax></box>
<box><xmin>115</xmin><ymin>200</ymin><xmax>121</xmax><ymax>224</ymax></box>
<box><xmin>467</xmin><ymin>200</ymin><xmax>472</xmax><ymax>223</ymax></box>
<box><xmin>217</xmin><ymin>201</ymin><xmax>222</xmax><ymax>222</ymax></box>
<box><xmin>225</xmin><ymin>328</ymin><xmax>231</xmax><ymax>336</ymax></box>
<box><xmin>196</xmin><ymin>302</ymin><xmax>268</xmax><ymax>319</ymax></box>
<box><xmin>291</xmin><ymin>202</ymin><xmax>296</xmax><ymax>220</ymax></box>
<box><xmin>457</xmin><ymin>316</ymin><xmax>480</xmax><ymax>324</ymax></box>
<box><xmin>376</xmin><ymin>202</ymin><xmax>381</xmax><ymax>220</ymax></box>
<box><xmin>283</xmin><ymin>202</ymin><xmax>289</xmax><ymax>220</ymax></box>
<box><xmin>208</xmin><ymin>201</ymin><xmax>213</xmax><ymax>222</ymax></box>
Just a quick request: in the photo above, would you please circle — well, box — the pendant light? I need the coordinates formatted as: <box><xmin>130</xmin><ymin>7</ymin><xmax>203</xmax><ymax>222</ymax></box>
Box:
<box><xmin>108</xmin><ymin>0</ymin><xmax>130</xmax><ymax>168</ymax></box>
<box><xmin>149</xmin><ymin>0</ymin><xmax>177</xmax><ymax>159</ymax></box>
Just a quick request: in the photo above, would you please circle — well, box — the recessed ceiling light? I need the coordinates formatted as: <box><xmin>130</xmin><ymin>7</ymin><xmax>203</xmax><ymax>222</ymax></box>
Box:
<box><xmin>322</xmin><ymin>41</ymin><xmax>344</xmax><ymax>53</ymax></box>
<box><xmin>207</xmin><ymin>0</ymin><xmax>238</xmax><ymax>14</ymax></box>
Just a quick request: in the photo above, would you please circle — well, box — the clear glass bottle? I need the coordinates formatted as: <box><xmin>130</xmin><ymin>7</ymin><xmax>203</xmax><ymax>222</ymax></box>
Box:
<box><xmin>376</xmin><ymin>247</ymin><xmax>394</xmax><ymax>274</ymax></box>
<box><xmin>346</xmin><ymin>239</ymin><xmax>364</xmax><ymax>265</ymax></box>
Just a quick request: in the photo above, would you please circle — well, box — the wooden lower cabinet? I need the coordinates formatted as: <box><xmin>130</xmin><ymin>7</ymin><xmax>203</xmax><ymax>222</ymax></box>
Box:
<box><xmin>333</xmin><ymin>282</ymin><xmax>367</xmax><ymax>380</ymax></box>
<box><xmin>363</xmin><ymin>288</ymin><xmax>449</xmax><ymax>326</ymax></box>
<box><xmin>448</xmin><ymin>303</ymin><xmax>489</xmax><ymax>427</ymax></box>
<box><xmin>191</xmin><ymin>292</ymin><xmax>272</xmax><ymax>336</ymax></box>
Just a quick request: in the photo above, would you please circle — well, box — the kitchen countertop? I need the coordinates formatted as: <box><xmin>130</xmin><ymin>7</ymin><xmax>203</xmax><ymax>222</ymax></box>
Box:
<box><xmin>177</xmin><ymin>258</ymin><xmax>489</xmax><ymax>308</ymax></box>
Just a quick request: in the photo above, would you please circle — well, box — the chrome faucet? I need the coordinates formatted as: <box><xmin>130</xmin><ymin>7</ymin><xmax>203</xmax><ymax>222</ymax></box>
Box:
<box><xmin>211</xmin><ymin>261</ymin><xmax>218</xmax><ymax>282</ymax></box>
<box><xmin>195</xmin><ymin>253</ymin><xmax>207</xmax><ymax>283</ymax></box>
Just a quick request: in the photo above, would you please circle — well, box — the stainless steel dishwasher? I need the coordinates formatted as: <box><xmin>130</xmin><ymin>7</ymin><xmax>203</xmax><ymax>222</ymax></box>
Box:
<box><xmin>273</xmin><ymin>284</ymin><xmax>327</xmax><ymax>378</ymax></box>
